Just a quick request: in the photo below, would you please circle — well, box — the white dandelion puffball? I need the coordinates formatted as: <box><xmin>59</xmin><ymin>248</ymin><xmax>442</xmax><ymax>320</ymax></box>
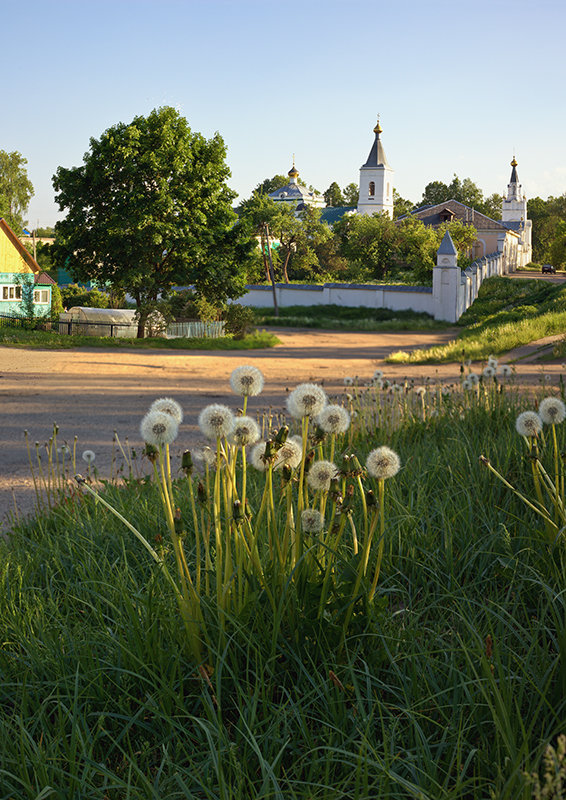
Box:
<box><xmin>468</xmin><ymin>372</ymin><xmax>480</xmax><ymax>386</ymax></box>
<box><xmin>194</xmin><ymin>446</ymin><xmax>216</xmax><ymax>468</ymax></box>
<box><xmin>249</xmin><ymin>441</ymin><xmax>269</xmax><ymax>472</ymax></box>
<box><xmin>149</xmin><ymin>397</ymin><xmax>183</xmax><ymax>425</ymax></box>
<box><xmin>82</xmin><ymin>450</ymin><xmax>96</xmax><ymax>465</ymax></box>
<box><xmin>391</xmin><ymin>384</ymin><xmax>404</xmax><ymax>394</ymax></box>
<box><xmin>343</xmin><ymin>376</ymin><xmax>354</xmax><ymax>386</ymax></box>
<box><xmin>515</xmin><ymin>411</ymin><xmax>543</xmax><ymax>438</ymax></box>
<box><xmin>374</xmin><ymin>369</ymin><xmax>384</xmax><ymax>379</ymax></box>
<box><xmin>274</xmin><ymin>439</ymin><xmax>303</xmax><ymax>470</ymax></box>
<box><xmin>372</xmin><ymin>378</ymin><xmax>384</xmax><ymax>389</ymax></box>
<box><xmin>316</xmin><ymin>404</ymin><xmax>351</xmax><ymax>435</ymax></box>
<box><xmin>487</xmin><ymin>356</ymin><xmax>498</xmax><ymax>369</ymax></box>
<box><xmin>140</xmin><ymin>410</ymin><xmax>179</xmax><ymax>447</ymax></box>
<box><xmin>286</xmin><ymin>383</ymin><xmax>328</xmax><ymax>419</ymax></box>
<box><xmin>198</xmin><ymin>404</ymin><xmax>235</xmax><ymax>440</ymax></box>
<box><xmin>539</xmin><ymin>397</ymin><xmax>566</xmax><ymax>426</ymax></box>
<box><xmin>301</xmin><ymin>508</ymin><xmax>324</xmax><ymax>533</ymax></box>
<box><xmin>366</xmin><ymin>447</ymin><xmax>401</xmax><ymax>480</ymax></box>
<box><xmin>497</xmin><ymin>364</ymin><xmax>513</xmax><ymax>377</ymax></box>
<box><xmin>230</xmin><ymin>416</ymin><xmax>261</xmax><ymax>447</ymax></box>
<box><xmin>462</xmin><ymin>378</ymin><xmax>472</xmax><ymax>391</ymax></box>
<box><xmin>482</xmin><ymin>366</ymin><xmax>496</xmax><ymax>379</ymax></box>
<box><xmin>414</xmin><ymin>386</ymin><xmax>426</xmax><ymax>396</ymax></box>
<box><xmin>307</xmin><ymin>460</ymin><xmax>339</xmax><ymax>492</ymax></box>
<box><xmin>230</xmin><ymin>365</ymin><xmax>264</xmax><ymax>397</ymax></box>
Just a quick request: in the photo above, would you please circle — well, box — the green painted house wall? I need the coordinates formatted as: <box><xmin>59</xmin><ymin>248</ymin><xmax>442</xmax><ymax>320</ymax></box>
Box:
<box><xmin>0</xmin><ymin>218</ymin><xmax>52</xmax><ymax>317</ymax></box>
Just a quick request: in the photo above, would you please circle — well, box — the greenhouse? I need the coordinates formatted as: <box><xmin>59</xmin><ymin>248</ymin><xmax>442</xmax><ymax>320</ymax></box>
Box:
<box><xmin>58</xmin><ymin>307</ymin><xmax>166</xmax><ymax>338</ymax></box>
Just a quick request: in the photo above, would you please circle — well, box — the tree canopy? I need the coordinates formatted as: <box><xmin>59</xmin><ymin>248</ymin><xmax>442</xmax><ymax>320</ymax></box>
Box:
<box><xmin>53</xmin><ymin>107</ymin><xmax>253</xmax><ymax>335</ymax></box>
<box><xmin>420</xmin><ymin>174</ymin><xmax>503</xmax><ymax>220</ymax></box>
<box><xmin>0</xmin><ymin>150</ymin><xmax>34</xmax><ymax>232</ymax></box>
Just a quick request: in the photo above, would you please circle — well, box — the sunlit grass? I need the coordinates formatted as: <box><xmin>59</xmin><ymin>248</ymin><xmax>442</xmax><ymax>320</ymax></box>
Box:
<box><xmin>2</xmin><ymin>365</ymin><xmax>566</xmax><ymax>798</ymax></box>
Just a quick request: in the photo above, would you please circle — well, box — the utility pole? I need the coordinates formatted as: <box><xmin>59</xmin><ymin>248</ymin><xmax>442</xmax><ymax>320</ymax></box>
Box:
<box><xmin>264</xmin><ymin>223</ymin><xmax>279</xmax><ymax>317</ymax></box>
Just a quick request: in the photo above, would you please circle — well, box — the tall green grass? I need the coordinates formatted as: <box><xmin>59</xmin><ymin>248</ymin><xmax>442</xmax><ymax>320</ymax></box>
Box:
<box><xmin>1</xmin><ymin>377</ymin><xmax>565</xmax><ymax>798</ymax></box>
<box><xmin>387</xmin><ymin>276</ymin><xmax>566</xmax><ymax>364</ymax></box>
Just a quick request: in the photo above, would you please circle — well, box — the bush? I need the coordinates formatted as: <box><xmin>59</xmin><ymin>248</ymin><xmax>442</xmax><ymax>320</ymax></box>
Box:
<box><xmin>223</xmin><ymin>303</ymin><xmax>255</xmax><ymax>338</ymax></box>
<box><xmin>61</xmin><ymin>284</ymin><xmax>109</xmax><ymax>309</ymax></box>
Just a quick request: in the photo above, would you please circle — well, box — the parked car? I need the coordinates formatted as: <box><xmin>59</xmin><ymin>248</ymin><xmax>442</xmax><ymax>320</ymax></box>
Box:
<box><xmin>542</xmin><ymin>264</ymin><xmax>556</xmax><ymax>274</ymax></box>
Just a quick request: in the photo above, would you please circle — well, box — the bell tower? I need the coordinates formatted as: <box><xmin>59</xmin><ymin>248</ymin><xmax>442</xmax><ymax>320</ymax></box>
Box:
<box><xmin>357</xmin><ymin>119</ymin><xmax>394</xmax><ymax>217</ymax></box>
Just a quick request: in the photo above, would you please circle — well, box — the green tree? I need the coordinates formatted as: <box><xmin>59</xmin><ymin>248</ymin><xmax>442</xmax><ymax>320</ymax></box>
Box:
<box><xmin>334</xmin><ymin>213</ymin><xmax>398</xmax><ymax>281</ymax></box>
<box><xmin>253</xmin><ymin>175</ymin><xmax>290</xmax><ymax>196</ymax></box>
<box><xmin>343</xmin><ymin>183</ymin><xmax>359</xmax><ymax>206</ymax></box>
<box><xmin>323</xmin><ymin>181</ymin><xmax>345</xmax><ymax>207</ymax></box>
<box><xmin>52</xmin><ymin>107</ymin><xmax>253</xmax><ymax>336</ymax></box>
<box><xmin>0</xmin><ymin>150</ymin><xmax>34</xmax><ymax>232</ymax></box>
<box><xmin>392</xmin><ymin>188</ymin><xmax>415</xmax><ymax>219</ymax></box>
<box><xmin>528</xmin><ymin>194</ymin><xmax>566</xmax><ymax>263</ymax></box>
<box><xmin>550</xmin><ymin>219</ymin><xmax>566</xmax><ymax>268</ymax></box>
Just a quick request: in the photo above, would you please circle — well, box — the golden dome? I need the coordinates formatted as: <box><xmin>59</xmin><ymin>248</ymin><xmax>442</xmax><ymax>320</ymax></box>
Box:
<box><xmin>373</xmin><ymin>120</ymin><xmax>383</xmax><ymax>135</ymax></box>
<box><xmin>511</xmin><ymin>156</ymin><xmax>518</xmax><ymax>167</ymax></box>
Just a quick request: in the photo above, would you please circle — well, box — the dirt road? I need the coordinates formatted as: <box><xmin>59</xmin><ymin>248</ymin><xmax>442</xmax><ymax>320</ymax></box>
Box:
<box><xmin>1</xmin><ymin>328</ymin><xmax>563</xmax><ymax>530</ymax></box>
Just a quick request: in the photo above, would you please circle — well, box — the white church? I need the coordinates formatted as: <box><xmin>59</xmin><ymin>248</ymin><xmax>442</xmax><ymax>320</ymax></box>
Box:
<box><xmin>269</xmin><ymin>119</ymin><xmax>532</xmax><ymax>269</ymax></box>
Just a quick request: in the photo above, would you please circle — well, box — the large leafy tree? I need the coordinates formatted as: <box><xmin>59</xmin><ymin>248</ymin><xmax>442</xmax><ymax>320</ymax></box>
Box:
<box><xmin>53</xmin><ymin>107</ymin><xmax>253</xmax><ymax>336</ymax></box>
<box><xmin>420</xmin><ymin>174</ymin><xmax>503</xmax><ymax>220</ymax></box>
<box><xmin>323</xmin><ymin>181</ymin><xmax>345</xmax><ymax>207</ymax></box>
<box><xmin>0</xmin><ymin>150</ymin><xmax>34</xmax><ymax>232</ymax></box>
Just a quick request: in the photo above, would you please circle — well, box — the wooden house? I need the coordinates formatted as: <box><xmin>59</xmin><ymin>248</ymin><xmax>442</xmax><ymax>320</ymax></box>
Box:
<box><xmin>0</xmin><ymin>218</ymin><xmax>55</xmax><ymax>317</ymax></box>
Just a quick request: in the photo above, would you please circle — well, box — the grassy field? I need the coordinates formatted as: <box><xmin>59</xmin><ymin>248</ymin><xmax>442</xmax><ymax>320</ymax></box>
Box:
<box><xmin>253</xmin><ymin>304</ymin><xmax>450</xmax><ymax>331</ymax></box>
<box><xmin>0</xmin><ymin>327</ymin><xmax>279</xmax><ymax>350</ymax></box>
<box><xmin>2</xmin><ymin>372</ymin><xmax>566</xmax><ymax>798</ymax></box>
<box><xmin>387</xmin><ymin>276</ymin><xmax>566</xmax><ymax>364</ymax></box>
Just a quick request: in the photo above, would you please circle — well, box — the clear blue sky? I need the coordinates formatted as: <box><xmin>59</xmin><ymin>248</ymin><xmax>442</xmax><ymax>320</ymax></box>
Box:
<box><xmin>3</xmin><ymin>0</ymin><xmax>565</xmax><ymax>227</ymax></box>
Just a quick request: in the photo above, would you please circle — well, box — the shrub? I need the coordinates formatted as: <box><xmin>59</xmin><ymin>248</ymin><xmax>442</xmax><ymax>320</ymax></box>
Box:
<box><xmin>61</xmin><ymin>284</ymin><xmax>109</xmax><ymax>309</ymax></box>
<box><xmin>223</xmin><ymin>303</ymin><xmax>255</xmax><ymax>338</ymax></box>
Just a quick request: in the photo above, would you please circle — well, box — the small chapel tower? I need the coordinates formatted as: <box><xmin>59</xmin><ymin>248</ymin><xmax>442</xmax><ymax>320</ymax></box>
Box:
<box><xmin>502</xmin><ymin>156</ymin><xmax>527</xmax><ymax>224</ymax></box>
<box><xmin>501</xmin><ymin>156</ymin><xmax>532</xmax><ymax>266</ymax></box>
<box><xmin>357</xmin><ymin>119</ymin><xmax>394</xmax><ymax>218</ymax></box>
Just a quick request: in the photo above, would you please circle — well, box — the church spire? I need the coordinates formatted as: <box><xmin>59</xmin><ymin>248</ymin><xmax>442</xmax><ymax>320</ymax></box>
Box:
<box><xmin>510</xmin><ymin>155</ymin><xmax>519</xmax><ymax>185</ymax></box>
<box><xmin>363</xmin><ymin>117</ymin><xmax>390</xmax><ymax>168</ymax></box>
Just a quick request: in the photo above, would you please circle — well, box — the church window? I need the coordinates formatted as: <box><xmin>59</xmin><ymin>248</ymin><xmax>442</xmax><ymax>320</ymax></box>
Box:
<box><xmin>369</xmin><ymin>181</ymin><xmax>375</xmax><ymax>197</ymax></box>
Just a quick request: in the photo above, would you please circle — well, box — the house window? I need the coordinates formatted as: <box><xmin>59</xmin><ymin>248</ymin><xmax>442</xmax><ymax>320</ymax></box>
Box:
<box><xmin>1</xmin><ymin>285</ymin><xmax>22</xmax><ymax>301</ymax></box>
<box><xmin>369</xmin><ymin>181</ymin><xmax>375</xmax><ymax>197</ymax></box>
<box><xmin>33</xmin><ymin>289</ymin><xmax>49</xmax><ymax>304</ymax></box>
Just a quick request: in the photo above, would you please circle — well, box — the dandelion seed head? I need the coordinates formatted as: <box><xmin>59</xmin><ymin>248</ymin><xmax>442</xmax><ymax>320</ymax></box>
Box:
<box><xmin>483</xmin><ymin>366</ymin><xmax>496</xmax><ymax>379</ymax></box>
<box><xmin>462</xmin><ymin>378</ymin><xmax>472</xmax><ymax>390</ymax></box>
<box><xmin>307</xmin><ymin>460</ymin><xmax>339</xmax><ymax>491</ymax></box>
<box><xmin>366</xmin><ymin>446</ymin><xmax>401</xmax><ymax>480</ymax></box>
<box><xmin>497</xmin><ymin>364</ymin><xmax>513</xmax><ymax>377</ymax></box>
<box><xmin>249</xmin><ymin>441</ymin><xmax>269</xmax><ymax>471</ymax></box>
<box><xmin>343</xmin><ymin>376</ymin><xmax>354</xmax><ymax>386</ymax></box>
<box><xmin>316</xmin><ymin>404</ymin><xmax>350</xmax><ymax>435</ymax></box>
<box><xmin>198</xmin><ymin>404</ymin><xmax>235</xmax><ymax>440</ymax></box>
<box><xmin>82</xmin><ymin>450</ymin><xmax>96</xmax><ymax>464</ymax></box>
<box><xmin>194</xmin><ymin>446</ymin><xmax>216</xmax><ymax>468</ymax></box>
<box><xmin>230</xmin><ymin>416</ymin><xmax>261</xmax><ymax>447</ymax></box>
<box><xmin>468</xmin><ymin>372</ymin><xmax>480</xmax><ymax>385</ymax></box>
<box><xmin>391</xmin><ymin>384</ymin><xmax>404</xmax><ymax>394</ymax></box>
<box><xmin>414</xmin><ymin>386</ymin><xmax>426</xmax><ymax>396</ymax></box>
<box><xmin>539</xmin><ymin>397</ymin><xmax>566</xmax><ymax>426</ymax></box>
<box><xmin>545</xmin><ymin>374</ymin><xmax>552</xmax><ymax>383</ymax></box>
<box><xmin>149</xmin><ymin>397</ymin><xmax>183</xmax><ymax>425</ymax></box>
<box><xmin>274</xmin><ymin>438</ymin><xmax>303</xmax><ymax>470</ymax></box>
<box><xmin>487</xmin><ymin>356</ymin><xmax>498</xmax><ymax>369</ymax></box>
<box><xmin>301</xmin><ymin>508</ymin><xmax>324</xmax><ymax>533</ymax></box>
<box><xmin>516</xmin><ymin>411</ymin><xmax>543</xmax><ymax>437</ymax></box>
<box><xmin>140</xmin><ymin>410</ymin><xmax>179</xmax><ymax>447</ymax></box>
<box><xmin>230</xmin><ymin>365</ymin><xmax>264</xmax><ymax>397</ymax></box>
<box><xmin>286</xmin><ymin>383</ymin><xmax>327</xmax><ymax>419</ymax></box>
<box><xmin>372</xmin><ymin>378</ymin><xmax>384</xmax><ymax>389</ymax></box>
<box><xmin>373</xmin><ymin>369</ymin><xmax>384</xmax><ymax>379</ymax></box>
